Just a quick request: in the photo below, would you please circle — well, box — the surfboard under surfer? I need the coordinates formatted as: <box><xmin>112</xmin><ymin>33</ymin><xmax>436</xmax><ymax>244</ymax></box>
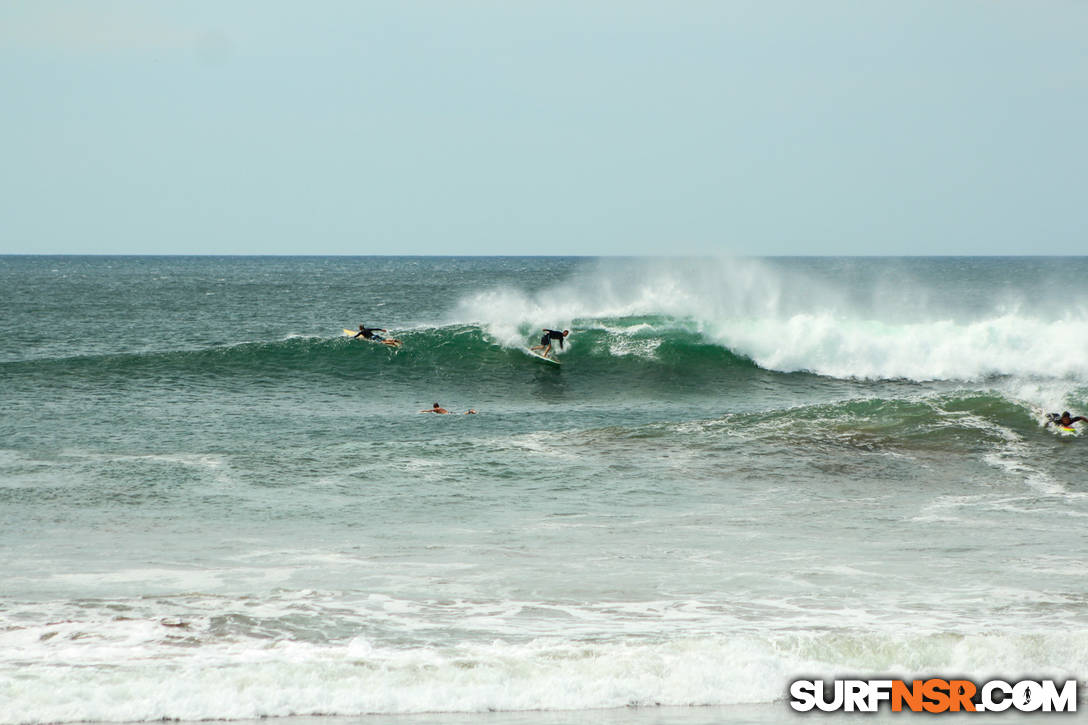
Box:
<box><xmin>354</xmin><ymin>324</ymin><xmax>401</xmax><ymax>347</ymax></box>
<box><xmin>530</xmin><ymin>328</ymin><xmax>569</xmax><ymax>359</ymax></box>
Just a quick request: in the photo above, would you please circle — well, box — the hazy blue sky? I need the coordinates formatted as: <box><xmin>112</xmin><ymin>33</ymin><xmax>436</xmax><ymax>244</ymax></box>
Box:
<box><xmin>2</xmin><ymin>1</ymin><xmax>1086</xmax><ymax>255</ymax></box>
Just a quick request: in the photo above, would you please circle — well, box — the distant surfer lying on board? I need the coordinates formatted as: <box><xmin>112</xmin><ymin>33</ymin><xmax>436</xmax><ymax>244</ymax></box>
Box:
<box><xmin>354</xmin><ymin>324</ymin><xmax>401</xmax><ymax>347</ymax></box>
<box><xmin>1046</xmin><ymin>411</ymin><xmax>1087</xmax><ymax>428</ymax></box>
<box><xmin>530</xmin><ymin>328</ymin><xmax>569</xmax><ymax>359</ymax></box>
<box><xmin>420</xmin><ymin>403</ymin><xmax>477</xmax><ymax>415</ymax></box>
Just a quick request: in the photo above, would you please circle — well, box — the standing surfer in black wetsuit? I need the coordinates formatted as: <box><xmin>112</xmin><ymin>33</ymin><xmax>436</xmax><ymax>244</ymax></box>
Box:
<box><xmin>354</xmin><ymin>324</ymin><xmax>401</xmax><ymax>347</ymax></box>
<box><xmin>530</xmin><ymin>328</ymin><xmax>569</xmax><ymax>359</ymax></box>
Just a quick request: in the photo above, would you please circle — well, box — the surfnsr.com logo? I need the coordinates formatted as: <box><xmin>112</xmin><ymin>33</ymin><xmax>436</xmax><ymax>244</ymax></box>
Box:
<box><xmin>789</xmin><ymin>678</ymin><xmax>1078</xmax><ymax>713</ymax></box>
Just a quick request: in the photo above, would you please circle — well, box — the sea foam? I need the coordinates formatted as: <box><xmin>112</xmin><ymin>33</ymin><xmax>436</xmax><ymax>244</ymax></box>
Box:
<box><xmin>4</xmin><ymin>622</ymin><xmax>1086</xmax><ymax>724</ymax></box>
<box><xmin>452</xmin><ymin>257</ymin><xmax>1088</xmax><ymax>385</ymax></box>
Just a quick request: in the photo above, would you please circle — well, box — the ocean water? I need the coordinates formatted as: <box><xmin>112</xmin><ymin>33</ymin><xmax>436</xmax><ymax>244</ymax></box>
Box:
<box><xmin>1</xmin><ymin>255</ymin><xmax>1086</xmax><ymax>724</ymax></box>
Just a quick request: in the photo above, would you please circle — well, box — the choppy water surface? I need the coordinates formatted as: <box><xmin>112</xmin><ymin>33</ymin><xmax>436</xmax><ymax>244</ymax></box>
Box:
<box><xmin>2</xmin><ymin>256</ymin><xmax>1086</xmax><ymax>723</ymax></box>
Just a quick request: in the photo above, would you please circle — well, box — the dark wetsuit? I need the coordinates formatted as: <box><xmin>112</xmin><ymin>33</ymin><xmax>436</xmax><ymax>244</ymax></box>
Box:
<box><xmin>540</xmin><ymin>329</ymin><xmax>566</xmax><ymax>348</ymax></box>
<box><xmin>355</xmin><ymin>327</ymin><xmax>384</xmax><ymax>341</ymax></box>
<box><xmin>1048</xmin><ymin>413</ymin><xmax>1086</xmax><ymax>426</ymax></box>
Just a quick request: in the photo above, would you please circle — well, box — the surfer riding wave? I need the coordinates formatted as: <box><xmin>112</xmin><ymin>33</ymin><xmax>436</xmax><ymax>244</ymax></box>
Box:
<box><xmin>530</xmin><ymin>328</ymin><xmax>568</xmax><ymax>359</ymax></box>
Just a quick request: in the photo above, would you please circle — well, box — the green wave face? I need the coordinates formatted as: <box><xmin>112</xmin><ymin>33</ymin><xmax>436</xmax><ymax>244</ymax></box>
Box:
<box><xmin>7</xmin><ymin>319</ymin><xmax>1082</xmax><ymax>449</ymax></box>
<box><xmin>0</xmin><ymin>321</ymin><xmax>761</xmax><ymax>388</ymax></box>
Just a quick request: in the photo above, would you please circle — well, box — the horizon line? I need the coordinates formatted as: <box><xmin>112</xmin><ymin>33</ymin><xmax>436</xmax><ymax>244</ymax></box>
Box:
<box><xmin>3</xmin><ymin>252</ymin><xmax>1086</xmax><ymax>259</ymax></box>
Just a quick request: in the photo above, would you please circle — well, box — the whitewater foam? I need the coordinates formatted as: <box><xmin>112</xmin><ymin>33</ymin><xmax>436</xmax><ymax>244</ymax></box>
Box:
<box><xmin>452</xmin><ymin>258</ymin><xmax>1088</xmax><ymax>385</ymax></box>
<box><xmin>5</xmin><ymin>615</ymin><xmax>1085</xmax><ymax>724</ymax></box>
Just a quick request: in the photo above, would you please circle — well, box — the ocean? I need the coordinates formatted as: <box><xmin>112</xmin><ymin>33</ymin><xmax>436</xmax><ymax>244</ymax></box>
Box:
<box><xmin>1</xmin><ymin>255</ymin><xmax>1086</xmax><ymax>724</ymax></box>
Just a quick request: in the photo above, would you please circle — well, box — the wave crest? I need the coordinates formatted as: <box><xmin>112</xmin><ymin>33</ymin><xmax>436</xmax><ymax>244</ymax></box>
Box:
<box><xmin>452</xmin><ymin>258</ymin><xmax>1088</xmax><ymax>383</ymax></box>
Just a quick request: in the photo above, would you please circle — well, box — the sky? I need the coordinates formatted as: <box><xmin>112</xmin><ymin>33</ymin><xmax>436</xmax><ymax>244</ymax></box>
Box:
<box><xmin>1</xmin><ymin>1</ymin><xmax>1086</xmax><ymax>256</ymax></box>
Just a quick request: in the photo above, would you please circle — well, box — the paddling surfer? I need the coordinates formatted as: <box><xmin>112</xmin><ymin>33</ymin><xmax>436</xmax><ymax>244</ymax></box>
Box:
<box><xmin>354</xmin><ymin>324</ymin><xmax>401</xmax><ymax>347</ymax></box>
<box><xmin>1046</xmin><ymin>411</ymin><xmax>1087</xmax><ymax>428</ymax></box>
<box><xmin>419</xmin><ymin>403</ymin><xmax>477</xmax><ymax>415</ymax></box>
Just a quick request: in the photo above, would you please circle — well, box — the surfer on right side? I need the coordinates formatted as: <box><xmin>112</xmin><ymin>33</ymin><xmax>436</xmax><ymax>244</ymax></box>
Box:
<box><xmin>530</xmin><ymin>328</ymin><xmax>569</xmax><ymax>360</ymax></box>
<box><xmin>1045</xmin><ymin>411</ymin><xmax>1087</xmax><ymax>433</ymax></box>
